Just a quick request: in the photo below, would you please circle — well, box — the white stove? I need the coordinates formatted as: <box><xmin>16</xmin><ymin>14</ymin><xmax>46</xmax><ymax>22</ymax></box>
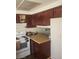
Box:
<box><xmin>16</xmin><ymin>32</ymin><xmax>30</xmax><ymax>59</ymax></box>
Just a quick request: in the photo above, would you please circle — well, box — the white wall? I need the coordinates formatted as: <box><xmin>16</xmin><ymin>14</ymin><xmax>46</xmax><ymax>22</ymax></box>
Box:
<box><xmin>16</xmin><ymin>23</ymin><xmax>50</xmax><ymax>35</ymax></box>
<box><xmin>51</xmin><ymin>18</ymin><xmax>62</xmax><ymax>59</ymax></box>
<box><xmin>16</xmin><ymin>23</ymin><xmax>26</xmax><ymax>32</ymax></box>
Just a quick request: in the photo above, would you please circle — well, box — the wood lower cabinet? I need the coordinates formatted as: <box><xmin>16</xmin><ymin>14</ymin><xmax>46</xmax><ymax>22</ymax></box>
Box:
<box><xmin>30</xmin><ymin>40</ymin><xmax>50</xmax><ymax>59</ymax></box>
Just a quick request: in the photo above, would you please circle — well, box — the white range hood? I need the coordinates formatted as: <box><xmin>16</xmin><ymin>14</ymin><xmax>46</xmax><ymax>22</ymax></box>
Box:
<box><xmin>37</xmin><ymin>25</ymin><xmax>50</xmax><ymax>28</ymax></box>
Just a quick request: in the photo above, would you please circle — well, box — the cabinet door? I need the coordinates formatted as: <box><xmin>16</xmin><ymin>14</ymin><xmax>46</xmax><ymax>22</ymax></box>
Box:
<box><xmin>16</xmin><ymin>14</ymin><xmax>20</xmax><ymax>23</ymax></box>
<box><xmin>31</xmin><ymin>15</ymin><xmax>37</xmax><ymax>26</ymax></box>
<box><xmin>36</xmin><ymin>10</ymin><xmax>51</xmax><ymax>26</ymax></box>
<box><xmin>41</xmin><ymin>41</ymin><xmax>50</xmax><ymax>57</ymax></box>
<box><xmin>37</xmin><ymin>14</ymin><xmax>44</xmax><ymax>25</ymax></box>
<box><xmin>31</xmin><ymin>14</ymin><xmax>43</xmax><ymax>26</ymax></box>
<box><xmin>38</xmin><ymin>9</ymin><xmax>53</xmax><ymax>25</ymax></box>
<box><xmin>16</xmin><ymin>14</ymin><xmax>27</xmax><ymax>23</ymax></box>
<box><xmin>53</xmin><ymin>6</ymin><xmax>62</xmax><ymax>18</ymax></box>
<box><xmin>26</xmin><ymin>15</ymin><xmax>34</xmax><ymax>27</ymax></box>
<box><xmin>30</xmin><ymin>40</ymin><xmax>34</xmax><ymax>55</ymax></box>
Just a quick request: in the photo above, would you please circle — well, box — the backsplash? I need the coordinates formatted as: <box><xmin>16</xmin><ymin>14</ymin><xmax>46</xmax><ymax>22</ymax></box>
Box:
<box><xmin>16</xmin><ymin>23</ymin><xmax>50</xmax><ymax>35</ymax></box>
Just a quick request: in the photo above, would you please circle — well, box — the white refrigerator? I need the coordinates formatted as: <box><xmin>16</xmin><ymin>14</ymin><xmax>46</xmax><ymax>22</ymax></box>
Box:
<box><xmin>51</xmin><ymin>18</ymin><xmax>62</xmax><ymax>59</ymax></box>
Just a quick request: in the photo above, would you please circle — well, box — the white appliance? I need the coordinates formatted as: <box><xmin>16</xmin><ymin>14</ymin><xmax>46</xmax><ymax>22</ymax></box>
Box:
<box><xmin>16</xmin><ymin>41</ymin><xmax>30</xmax><ymax>58</ymax></box>
<box><xmin>50</xmin><ymin>18</ymin><xmax>62</xmax><ymax>59</ymax></box>
<box><xmin>16</xmin><ymin>32</ymin><xmax>30</xmax><ymax>59</ymax></box>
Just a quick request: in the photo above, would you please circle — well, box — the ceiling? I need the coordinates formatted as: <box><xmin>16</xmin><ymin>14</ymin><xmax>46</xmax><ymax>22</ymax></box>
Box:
<box><xmin>16</xmin><ymin>0</ymin><xmax>56</xmax><ymax>11</ymax></box>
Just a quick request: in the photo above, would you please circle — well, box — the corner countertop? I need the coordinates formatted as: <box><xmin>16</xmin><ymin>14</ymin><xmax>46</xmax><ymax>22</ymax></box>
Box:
<box><xmin>30</xmin><ymin>33</ymin><xmax>49</xmax><ymax>44</ymax></box>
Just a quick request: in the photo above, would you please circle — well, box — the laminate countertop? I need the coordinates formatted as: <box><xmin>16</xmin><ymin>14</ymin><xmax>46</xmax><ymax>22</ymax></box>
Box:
<box><xmin>30</xmin><ymin>33</ymin><xmax>49</xmax><ymax>44</ymax></box>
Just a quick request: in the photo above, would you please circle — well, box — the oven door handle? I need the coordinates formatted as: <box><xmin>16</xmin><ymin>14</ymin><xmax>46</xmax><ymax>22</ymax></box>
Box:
<box><xmin>22</xmin><ymin>36</ymin><xmax>29</xmax><ymax>42</ymax></box>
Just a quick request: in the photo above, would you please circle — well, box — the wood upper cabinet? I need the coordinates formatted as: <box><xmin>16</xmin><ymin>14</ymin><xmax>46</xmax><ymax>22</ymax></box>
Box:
<box><xmin>16</xmin><ymin>14</ymin><xmax>27</xmax><ymax>23</ymax></box>
<box><xmin>26</xmin><ymin>15</ymin><xmax>35</xmax><ymax>27</ymax></box>
<box><xmin>26</xmin><ymin>5</ymin><xmax>62</xmax><ymax>27</ymax></box>
<box><xmin>53</xmin><ymin>6</ymin><xmax>62</xmax><ymax>18</ymax></box>
<box><xmin>16</xmin><ymin>14</ymin><xmax>20</xmax><ymax>23</ymax></box>
<box><xmin>31</xmin><ymin>9</ymin><xmax>53</xmax><ymax>26</ymax></box>
<box><xmin>30</xmin><ymin>14</ymin><xmax>44</xmax><ymax>26</ymax></box>
<box><xmin>31</xmin><ymin>15</ymin><xmax>38</xmax><ymax>26</ymax></box>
